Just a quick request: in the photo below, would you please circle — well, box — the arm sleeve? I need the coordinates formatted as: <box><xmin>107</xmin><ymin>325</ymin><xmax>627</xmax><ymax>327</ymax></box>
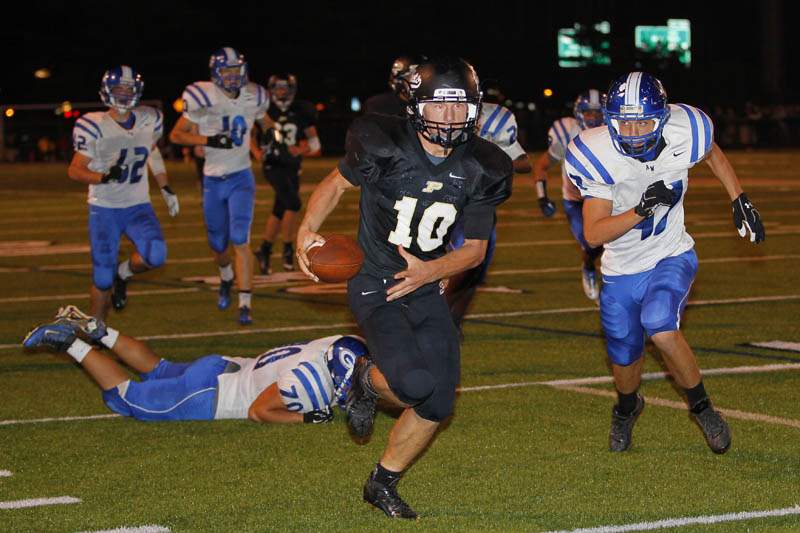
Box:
<box><xmin>682</xmin><ymin>104</ymin><xmax>715</xmax><ymax>164</ymax></box>
<box><xmin>563</xmin><ymin>140</ymin><xmax>613</xmax><ymax>201</ymax></box>
<box><xmin>181</xmin><ymin>86</ymin><xmax>208</xmax><ymax>124</ymax></box>
<box><xmin>495</xmin><ymin>113</ymin><xmax>526</xmax><ymax>160</ymax></box>
<box><xmin>254</xmin><ymin>84</ymin><xmax>269</xmax><ymax>120</ymax></box>
<box><xmin>152</xmin><ymin>108</ymin><xmax>164</xmax><ymax>143</ymax></box>
<box><xmin>276</xmin><ymin>362</ymin><xmax>332</xmax><ymax>413</ymax></box>
<box><xmin>547</xmin><ymin>124</ymin><xmax>567</xmax><ymax>161</ymax></box>
<box><xmin>72</xmin><ymin>121</ymin><xmax>98</xmax><ymax>159</ymax></box>
<box><xmin>462</xmin><ymin>155</ymin><xmax>513</xmax><ymax>240</ymax></box>
<box><xmin>337</xmin><ymin>118</ymin><xmax>384</xmax><ymax>187</ymax></box>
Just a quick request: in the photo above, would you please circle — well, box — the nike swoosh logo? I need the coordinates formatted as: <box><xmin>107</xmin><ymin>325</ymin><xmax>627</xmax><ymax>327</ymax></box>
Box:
<box><xmin>361</xmin><ymin>290</ymin><xmax>378</xmax><ymax>296</ymax></box>
<box><xmin>673</xmin><ymin>151</ymin><xmax>685</xmax><ymax>157</ymax></box>
<box><xmin>448</xmin><ymin>172</ymin><xmax>466</xmax><ymax>180</ymax></box>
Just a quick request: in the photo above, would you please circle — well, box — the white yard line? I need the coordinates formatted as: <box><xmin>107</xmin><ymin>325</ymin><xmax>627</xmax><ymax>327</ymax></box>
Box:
<box><xmin>0</xmin><ymin>288</ymin><xmax>200</xmax><ymax>304</ymax></box>
<box><xmin>2</xmin><ymin>294</ymin><xmax>799</xmax><ymax>351</ymax></box>
<box><xmin>545</xmin><ymin>504</ymin><xmax>800</xmax><ymax>533</ymax></box>
<box><xmin>551</xmin><ymin>385</ymin><xmax>800</xmax><ymax>429</ymax></box>
<box><xmin>0</xmin><ymin>496</ymin><xmax>81</xmax><ymax>509</ymax></box>
<box><xmin>3</xmin><ymin>363</ymin><xmax>799</xmax><ymax>428</ymax></box>
<box><xmin>748</xmin><ymin>341</ymin><xmax>800</xmax><ymax>353</ymax></box>
<box><xmin>0</xmin><ymin>414</ymin><xmax>120</xmax><ymax>426</ymax></box>
<box><xmin>76</xmin><ymin>526</ymin><xmax>171</xmax><ymax>533</ymax></box>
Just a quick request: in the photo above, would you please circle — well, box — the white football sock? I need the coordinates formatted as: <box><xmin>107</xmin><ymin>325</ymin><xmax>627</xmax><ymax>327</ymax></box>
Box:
<box><xmin>117</xmin><ymin>260</ymin><xmax>134</xmax><ymax>281</ymax></box>
<box><xmin>239</xmin><ymin>291</ymin><xmax>252</xmax><ymax>308</ymax></box>
<box><xmin>67</xmin><ymin>338</ymin><xmax>92</xmax><ymax>363</ymax></box>
<box><xmin>99</xmin><ymin>327</ymin><xmax>120</xmax><ymax>350</ymax></box>
<box><xmin>219</xmin><ymin>263</ymin><xmax>234</xmax><ymax>282</ymax></box>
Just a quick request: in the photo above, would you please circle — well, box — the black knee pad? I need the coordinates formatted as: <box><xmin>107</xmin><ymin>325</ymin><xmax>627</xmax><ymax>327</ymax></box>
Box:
<box><xmin>413</xmin><ymin>384</ymin><xmax>456</xmax><ymax>422</ymax></box>
<box><xmin>395</xmin><ymin>368</ymin><xmax>435</xmax><ymax>405</ymax></box>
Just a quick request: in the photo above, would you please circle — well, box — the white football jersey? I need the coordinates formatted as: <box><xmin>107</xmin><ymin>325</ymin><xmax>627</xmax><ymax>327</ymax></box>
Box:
<box><xmin>72</xmin><ymin>106</ymin><xmax>163</xmax><ymax>208</ymax></box>
<box><xmin>546</xmin><ymin>116</ymin><xmax>584</xmax><ymax>202</ymax></box>
<box><xmin>214</xmin><ymin>335</ymin><xmax>342</xmax><ymax>419</ymax></box>
<box><xmin>181</xmin><ymin>81</ymin><xmax>268</xmax><ymax>177</ymax></box>
<box><xmin>564</xmin><ymin>104</ymin><xmax>714</xmax><ymax>276</ymax></box>
<box><xmin>478</xmin><ymin>103</ymin><xmax>526</xmax><ymax>160</ymax></box>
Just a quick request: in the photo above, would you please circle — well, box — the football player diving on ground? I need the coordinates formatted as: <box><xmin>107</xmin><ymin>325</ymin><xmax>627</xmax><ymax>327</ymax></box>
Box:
<box><xmin>23</xmin><ymin>306</ymin><xmax>366</xmax><ymax>424</ymax></box>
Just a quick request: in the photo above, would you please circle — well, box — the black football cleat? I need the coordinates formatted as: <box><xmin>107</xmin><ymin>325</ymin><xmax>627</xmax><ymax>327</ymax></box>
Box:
<box><xmin>363</xmin><ymin>475</ymin><xmax>418</xmax><ymax>519</ymax></box>
<box><xmin>254</xmin><ymin>249</ymin><xmax>271</xmax><ymax>275</ymax></box>
<box><xmin>345</xmin><ymin>359</ymin><xmax>378</xmax><ymax>438</ymax></box>
<box><xmin>282</xmin><ymin>245</ymin><xmax>295</xmax><ymax>271</ymax></box>
<box><xmin>111</xmin><ymin>275</ymin><xmax>128</xmax><ymax>311</ymax></box>
<box><xmin>691</xmin><ymin>401</ymin><xmax>731</xmax><ymax>454</ymax></box>
<box><xmin>609</xmin><ymin>394</ymin><xmax>645</xmax><ymax>452</ymax></box>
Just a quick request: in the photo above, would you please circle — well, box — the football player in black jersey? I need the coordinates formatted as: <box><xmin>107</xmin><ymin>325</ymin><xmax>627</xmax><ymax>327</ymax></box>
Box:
<box><xmin>252</xmin><ymin>74</ymin><xmax>321</xmax><ymax>273</ymax></box>
<box><xmin>296</xmin><ymin>57</ymin><xmax>513</xmax><ymax>519</ymax></box>
<box><xmin>363</xmin><ymin>56</ymin><xmax>418</xmax><ymax>116</ymax></box>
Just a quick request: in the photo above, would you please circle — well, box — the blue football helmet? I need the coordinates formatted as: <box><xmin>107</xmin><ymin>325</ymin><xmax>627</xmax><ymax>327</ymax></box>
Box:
<box><xmin>209</xmin><ymin>47</ymin><xmax>248</xmax><ymax>92</ymax></box>
<box><xmin>326</xmin><ymin>335</ymin><xmax>368</xmax><ymax>408</ymax></box>
<box><xmin>573</xmin><ymin>89</ymin><xmax>606</xmax><ymax>130</ymax></box>
<box><xmin>603</xmin><ymin>72</ymin><xmax>670</xmax><ymax>159</ymax></box>
<box><xmin>99</xmin><ymin>66</ymin><xmax>144</xmax><ymax>111</ymax></box>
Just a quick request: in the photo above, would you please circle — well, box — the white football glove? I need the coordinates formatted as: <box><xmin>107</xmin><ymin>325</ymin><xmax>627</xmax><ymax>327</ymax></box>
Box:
<box><xmin>160</xmin><ymin>186</ymin><xmax>179</xmax><ymax>217</ymax></box>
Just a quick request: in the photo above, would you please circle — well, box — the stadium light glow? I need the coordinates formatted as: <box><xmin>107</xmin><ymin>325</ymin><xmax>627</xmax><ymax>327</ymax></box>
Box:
<box><xmin>543</xmin><ymin>88</ymin><xmax>554</xmax><ymax>98</ymax></box>
<box><xmin>34</xmin><ymin>68</ymin><xmax>51</xmax><ymax>79</ymax></box>
<box><xmin>173</xmin><ymin>98</ymin><xmax>184</xmax><ymax>113</ymax></box>
<box><xmin>4</xmin><ymin>108</ymin><xmax>14</xmax><ymax>118</ymax></box>
<box><xmin>316</xmin><ymin>102</ymin><xmax>326</xmax><ymax>112</ymax></box>
<box><xmin>350</xmin><ymin>97</ymin><xmax>361</xmax><ymax>113</ymax></box>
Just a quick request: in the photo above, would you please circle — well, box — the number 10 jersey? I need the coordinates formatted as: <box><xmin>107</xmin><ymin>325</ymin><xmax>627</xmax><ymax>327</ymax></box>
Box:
<box><xmin>338</xmin><ymin>115</ymin><xmax>513</xmax><ymax>278</ymax></box>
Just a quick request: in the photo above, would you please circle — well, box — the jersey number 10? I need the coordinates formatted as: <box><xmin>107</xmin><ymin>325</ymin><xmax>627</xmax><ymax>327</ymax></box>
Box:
<box><xmin>388</xmin><ymin>196</ymin><xmax>458</xmax><ymax>252</ymax></box>
<box><xmin>221</xmin><ymin>115</ymin><xmax>248</xmax><ymax>147</ymax></box>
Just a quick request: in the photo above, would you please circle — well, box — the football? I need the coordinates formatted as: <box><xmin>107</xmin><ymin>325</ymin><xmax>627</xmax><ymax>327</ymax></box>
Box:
<box><xmin>306</xmin><ymin>234</ymin><xmax>364</xmax><ymax>283</ymax></box>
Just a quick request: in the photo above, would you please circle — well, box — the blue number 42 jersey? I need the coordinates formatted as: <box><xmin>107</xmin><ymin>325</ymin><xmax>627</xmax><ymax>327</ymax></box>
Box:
<box><xmin>72</xmin><ymin>106</ymin><xmax>163</xmax><ymax>208</ymax></box>
<box><xmin>564</xmin><ymin>103</ymin><xmax>714</xmax><ymax>276</ymax></box>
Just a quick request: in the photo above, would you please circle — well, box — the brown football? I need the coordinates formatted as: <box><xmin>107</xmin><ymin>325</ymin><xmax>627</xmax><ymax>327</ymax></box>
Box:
<box><xmin>306</xmin><ymin>234</ymin><xmax>364</xmax><ymax>283</ymax></box>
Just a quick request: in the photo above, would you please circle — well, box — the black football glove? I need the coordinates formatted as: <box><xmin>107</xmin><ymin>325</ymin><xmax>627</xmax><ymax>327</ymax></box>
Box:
<box><xmin>635</xmin><ymin>180</ymin><xmax>675</xmax><ymax>218</ymax></box>
<box><xmin>303</xmin><ymin>408</ymin><xmax>334</xmax><ymax>424</ymax></box>
<box><xmin>538</xmin><ymin>197</ymin><xmax>557</xmax><ymax>218</ymax></box>
<box><xmin>206</xmin><ymin>134</ymin><xmax>233</xmax><ymax>149</ymax></box>
<box><xmin>101</xmin><ymin>164</ymin><xmax>127</xmax><ymax>184</ymax></box>
<box><xmin>732</xmin><ymin>192</ymin><xmax>765</xmax><ymax>243</ymax></box>
<box><xmin>535</xmin><ymin>179</ymin><xmax>557</xmax><ymax>217</ymax></box>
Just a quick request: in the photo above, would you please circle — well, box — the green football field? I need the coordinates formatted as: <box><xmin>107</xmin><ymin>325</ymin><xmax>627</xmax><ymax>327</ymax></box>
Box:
<box><xmin>1</xmin><ymin>153</ymin><xmax>799</xmax><ymax>532</ymax></box>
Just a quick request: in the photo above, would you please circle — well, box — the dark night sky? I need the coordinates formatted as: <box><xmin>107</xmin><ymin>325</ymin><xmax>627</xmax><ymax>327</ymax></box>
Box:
<box><xmin>3</xmin><ymin>1</ymin><xmax>794</xmax><ymax>110</ymax></box>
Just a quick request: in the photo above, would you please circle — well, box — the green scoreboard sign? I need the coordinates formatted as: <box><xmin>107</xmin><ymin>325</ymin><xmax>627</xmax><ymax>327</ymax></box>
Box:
<box><xmin>635</xmin><ymin>19</ymin><xmax>692</xmax><ymax>67</ymax></box>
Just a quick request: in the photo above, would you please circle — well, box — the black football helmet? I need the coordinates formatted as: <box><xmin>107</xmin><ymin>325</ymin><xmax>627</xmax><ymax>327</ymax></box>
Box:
<box><xmin>268</xmin><ymin>73</ymin><xmax>297</xmax><ymax>111</ymax></box>
<box><xmin>407</xmin><ymin>56</ymin><xmax>482</xmax><ymax>148</ymax></box>
<box><xmin>389</xmin><ymin>56</ymin><xmax>418</xmax><ymax>101</ymax></box>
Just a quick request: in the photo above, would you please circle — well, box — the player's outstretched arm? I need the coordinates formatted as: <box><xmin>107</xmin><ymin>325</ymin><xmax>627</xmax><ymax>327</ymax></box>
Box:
<box><xmin>296</xmin><ymin>168</ymin><xmax>355</xmax><ymax>281</ymax></box>
<box><xmin>532</xmin><ymin>151</ymin><xmax>556</xmax><ymax>217</ymax></box>
<box><xmin>704</xmin><ymin>142</ymin><xmax>764</xmax><ymax>243</ymax></box>
<box><xmin>386</xmin><ymin>240</ymin><xmax>487</xmax><ymax>302</ymax></box>
<box><xmin>148</xmin><ymin>146</ymin><xmax>179</xmax><ymax>217</ymax></box>
<box><xmin>248</xmin><ymin>383</ymin><xmax>333</xmax><ymax>424</ymax></box>
<box><xmin>168</xmin><ymin>116</ymin><xmax>210</xmax><ymax>147</ymax></box>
